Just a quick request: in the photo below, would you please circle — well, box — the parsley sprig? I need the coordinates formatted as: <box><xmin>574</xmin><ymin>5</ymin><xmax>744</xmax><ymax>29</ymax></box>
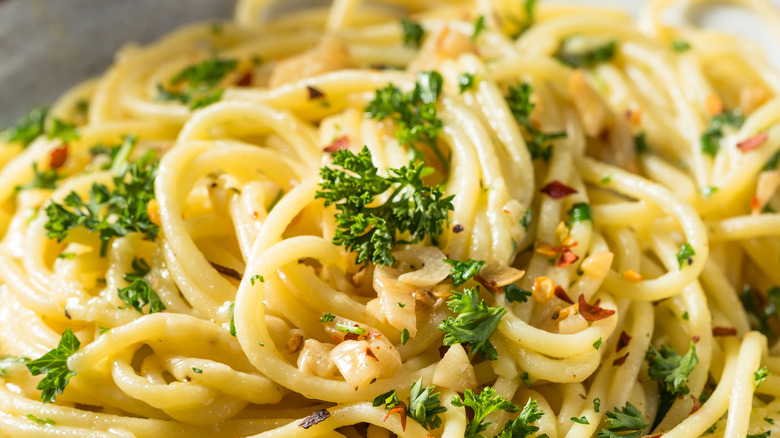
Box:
<box><xmin>373</xmin><ymin>378</ymin><xmax>446</xmax><ymax>430</ymax></box>
<box><xmin>44</xmin><ymin>151</ymin><xmax>159</xmax><ymax>256</ymax></box>
<box><xmin>118</xmin><ymin>257</ymin><xmax>165</xmax><ymax>314</ymax></box>
<box><xmin>315</xmin><ymin>146</ymin><xmax>453</xmax><ymax>266</ymax></box>
<box><xmin>645</xmin><ymin>341</ymin><xmax>698</xmax><ymax>428</ymax></box>
<box><xmin>554</xmin><ymin>38</ymin><xmax>618</xmax><ymax>68</ymax></box>
<box><xmin>1</xmin><ymin>107</ymin><xmax>48</xmax><ymax>147</ymax></box>
<box><xmin>439</xmin><ymin>287</ymin><xmax>506</xmax><ymax>360</ymax></box>
<box><xmin>740</xmin><ymin>285</ymin><xmax>780</xmax><ymax>338</ymax></box>
<box><xmin>596</xmin><ymin>402</ymin><xmax>648</xmax><ymax>438</ymax></box>
<box><xmin>26</xmin><ymin>328</ymin><xmax>80</xmax><ymax>403</ymax></box>
<box><xmin>15</xmin><ymin>163</ymin><xmax>61</xmax><ymax>192</ymax></box>
<box><xmin>505</xmin><ymin>83</ymin><xmax>567</xmax><ymax>162</ymax></box>
<box><xmin>701</xmin><ymin>109</ymin><xmax>745</xmax><ymax>156</ymax></box>
<box><xmin>444</xmin><ymin>258</ymin><xmax>485</xmax><ymax>287</ymax></box>
<box><xmin>365</xmin><ymin>71</ymin><xmax>448</xmax><ymax>169</ymax></box>
<box><xmin>452</xmin><ymin>387</ymin><xmax>545</xmax><ymax>438</ymax></box>
<box><xmin>157</xmin><ymin>57</ymin><xmax>238</xmax><ymax>110</ymax></box>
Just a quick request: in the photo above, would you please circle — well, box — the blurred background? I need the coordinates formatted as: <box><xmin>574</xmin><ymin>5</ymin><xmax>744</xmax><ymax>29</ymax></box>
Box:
<box><xmin>1</xmin><ymin>0</ymin><xmax>779</xmax><ymax>126</ymax></box>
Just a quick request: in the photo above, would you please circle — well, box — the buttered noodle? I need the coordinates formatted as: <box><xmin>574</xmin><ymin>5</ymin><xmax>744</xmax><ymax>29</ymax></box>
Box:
<box><xmin>1</xmin><ymin>0</ymin><xmax>780</xmax><ymax>436</ymax></box>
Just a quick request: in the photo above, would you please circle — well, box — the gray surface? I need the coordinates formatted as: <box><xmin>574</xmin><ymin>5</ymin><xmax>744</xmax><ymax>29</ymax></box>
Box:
<box><xmin>0</xmin><ymin>0</ymin><xmax>236</xmax><ymax>126</ymax></box>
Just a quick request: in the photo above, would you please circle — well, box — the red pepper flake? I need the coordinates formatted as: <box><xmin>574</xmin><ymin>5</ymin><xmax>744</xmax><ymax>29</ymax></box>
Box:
<box><xmin>251</xmin><ymin>211</ymin><xmax>260</xmax><ymax>220</ymax></box>
<box><xmin>557</xmin><ymin>248</ymin><xmax>579</xmax><ymax>268</ymax></box>
<box><xmin>554</xmin><ymin>286</ymin><xmax>574</xmax><ymax>305</ymax></box>
<box><xmin>751</xmin><ymin>195</ymin><xmax>761</xmax><ymax>211</ymax></box>
<box><xmin>540</xmin><ymin>180</ymin><xmax>578</xmax><ymax>198</ymax></box>
<box><xmin>474</xmin><ymin>275</ymin><xmax>500</xmax><ymax>294</ymax></box>
<box><xmin>612</xmin><ymin>352</ymin><xmax>629</xmax><ymax>366</ymax></box>
<box><xmin>324</xmin><ymin>135</ymin><xmax>349</xmax><ymax>153</ymax></box>
<box><xmin>49</xmin><ymin>145</ymin><xmax>68</xmax><ymax>169</ymax></box>
<box><xmin>365</xmin><ymin>348</ymin><xmax>378</xmax><ymax>360</ymax></box>
<box><xmin>208</xmin><ymin>261</ymin><xmax>243</xmax><ymax>281</ymax></box>
<box><xmin>578</xmin><ymin>294</ymin><xmax>615</xmax><ymax>322</ymax></box>
<box><xmin>616</xmin><ymin>331</ymin><xmax>632</xmax><ymax>352</ymax></box>
<box><xmin>452</xmin><ymin>224</ymin><xmax>464</xmax><ymax>233</ymax></box>
<box><xmin>299</xmin><ymin>409</ymin><xmax>330</xmax><ymax>429</ymax></box>
<box><xmin>307</xmin><ymin>85</ymin><xmax>325</xmax><ymax>100</ymax></box>
<box><xmin>236</xmin><ymin>71</ymin><xmax>253</xmax><ymax>87</ymax></box>
<box><xmin>737</xmin><ymin>132</ymin><xmax>768</xmax><ymax>152</ymax></box>
<box><xmin>689</xmin><ymin>395</ymin><xmax>701</xmax><ymax>414</ymax></box>
<box><xmin>344</xmin><ymin>332</ymin><xmax>360</xmax><ymax>341</ymax></box>
<box><xmin>382</xmin><ymin>402</ymin><xmax>408</xmax><ymax>430</ymax></box>
<box><xmin>692</xmin><ymin>335</ymin><xmax>700</xmax><ymax>343</ymax></box>
<box><xmin>712</xmin><ymin>326</ymin><xmax>737</xmax><ymax>337</ymax></box>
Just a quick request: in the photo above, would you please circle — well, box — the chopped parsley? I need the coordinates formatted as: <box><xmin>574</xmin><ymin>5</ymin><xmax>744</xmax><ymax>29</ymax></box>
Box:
<box><xmin>497</xmin><ymin>399</ymin><xmax>545</xmax><ymax>438</ymax></box>
<box><xmin>676</xmin><ymin>243</ymin><xmax>695</xmax><ymax>269</ymax></box>
<box><xmin>228</xmin><ymin>303</ymin><xmax>237</xmax><ymax>336</ymax></box>
<box><xmin>740</xmin><ymin>285</ymin><xmax>780</xmax><ymax>338</ymax></box>
<box><xmin>505</xmin><ymin>82</ymin><xmax>567</xmax><ymax>162</ymax></box>
<box><xmin>250</xmin><ymin>274</ymin><xmax>264</xmax><ymax>285</ymax></box>
<box><xmin>596</xmin><ymin>402</ymin><xmax>648</xmax><ymax>438</ymax></box>
<box><xmin>336</xmin><ymin>324</ymin><xmax>366</xmax><ymax>335</ymax></box>
<box><xmin>192</xmin><ymin>367</ymin><xmax>203</xmax><ymax>374</ymax></box>
<box><xmin>458</xmin><ymin>73</ymin><xmax>477</xmax><ymax>93</ymax></box>
<box><xmin>25</xmin><ymin>327</ymin><xmax>80</xmax><ymax>403</ymax></box>
<box><xmin>645</xmin><ymin>341</ymin><xmax>698</xmax><ymax>428</ymax></box>
<box><xmin>567</xmin><ymin>203</ymin><xmax>592</xmax><ymax>226</ymax></box>
<box><xmin>520</xmin><ymin>208</ymin><xmax>532</xmax><ymax>230</ymax></box>
<box><xmin>365</xmin><ymin>71</ymin><xmax>448</xmax><ymax>168</ymax></box>
<box><xmin>118</xmin><ymin>277</ymin><xmax>166</xmax><ymax>314</ymax></box>
<box><xmin>156</xmin><ymin>57</ymin><xmax>237</xmax><ymax>110</ymax></box>
<box><xmin>26</xmin><ymin>414</ymin><xmax>55</xmax><ymax>425</ymax></box>
<box><xmin>593</xmin><ymin>397</ymin><xmax>600</xmax><ymax>413</ymax></box>
<box><xmin>555</xmin><ymin>38</ymin><xmax>618</xmax><ymax>68</ymax></box>
<box><xmin>451</xmin><ymin>386</ymin><xmax>520</xmax><ymax>438</ymax></box>
<box><xmin>315</xmin><ymin>146</ymin><xmax>453</xmax><ymax>266</ymax></box>
<box><xmin>472</xmin><ymin>15</ymin><xmax>486</xmax><ymax>40</ymax></box>
<box><xmin>401</xmin><ymin>328</ymin><xmax>410</xmax><ymax>345</ymax></box>
<box><xmin>701</xmin><ymin>109</ymin><xmax>745</xmax><ymax>156</ymax></box>
<box><xmin>634</xmin><ymin>132</ymin><xmax>650</xmax><ymax>153</ymax></box>
<box><xmin>1</xmin><ymin>107</ymin><xmax>48</xmax><ymax>147</ymax></box>
<box><xmin>593</xmin><ymin>337</ymin><xmax>602</xmax><ymax>350</ymax></box>
<box><xmin>44</xmin><ymin>151</ymin><xmax>158</xmax><ymax>256</ymax></box>
<box><xmin>747</xmin><ymin>432</ymin><xmax>771</xmax><ymax>438</ymax></box>
<box><xmin>504</xmin><ymin>284</ymin><xmax>532</xmax><ymax>303</ymax></box>
<box><xmin>88</xmin><ymin>133</ymin><xmax>138</xmax><ymax>171</ymax></box>
<box><xmin>444</xmin><ymin>258</ymin><xmax>485</xmax><ymax>287</ymax></box>
<box><xmin>439</xmin><ymin>287</ymin><xmax>506</xmax><ymax>360</ymax></box>
<box><xmin>671</xmin><ymin>40</ymin><xmax>691</xmax><ymax>53</ymax></box>
<box><xmin>15</xmin><ymin>163</ymin><xmax>61</xmax><ymax>192</ymax></box>
<box><xmin>571</xmin><ymin>416</ymin><xmax>590</xmax><ymax>425</ymax></box>
<box><xmin>755</xmin><ymin>366</ymin><xmax>771</xmax><ymax>388</ymax></box>
<box><xmin>400</xmin><ymin>19</ymin><xmax>425</xmax><ymax>48</ymax></box>
<box><xmin>374</xmin><ymin>379</ymin><xmax>446</xmax><ymax>430</ymax></box>
<box><xmin>319</xmin><ymin>313</ymin><xmax>336</xmax><ymax>322</ymax></box>
<box><xmin>48</xmin><ymin>118</ymin><xmax>79</xmax><ymax>143</ymax></box>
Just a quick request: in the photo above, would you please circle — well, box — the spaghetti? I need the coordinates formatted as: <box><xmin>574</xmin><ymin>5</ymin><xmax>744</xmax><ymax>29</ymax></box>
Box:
<box><xmin>0</xmin><ymin>0</ymin><xmax>779</xmax><ymax>436</ymax></box>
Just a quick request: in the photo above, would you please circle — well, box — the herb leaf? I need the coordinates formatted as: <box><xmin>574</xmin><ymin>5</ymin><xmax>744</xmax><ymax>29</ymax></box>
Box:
<box><xmin>567</xmin><ymin>203</ymin><xmax>592</xmax><ymax>226</ymax></box>
<box><xmin>2</xmin><ymin>107</ymin><xmax>48</xmax><ymax>147</ymax></box>
<box><xmin>504</xmin><ymin>284</ymin><xmax>532</xmax><ymax>303</ymax></box>
<box><xmin>25</xmin><ymin>327</ymin><xmax>80</xmax><ymax>403</ymax></box>
<box><xmin>15</xmin><ymin>163</ymin><xmax>61</xmax><ymax>192</ymax></box>
<box><xmin>444</xmin><ymin>258</ymin><xmax>486</xmax><ymax>287</ymax></box>
<box><xmin>458</xmin><ymin>73</ymin><xmax>476</xmax><ymax>94</ymax></box>
<box><xmin>497</xmin><ymin>398</ymin><xmax>545</xmax><ymax>438</ymax></box>
<box><xmin>439</xmin><ymin>287</ymin><xmax>506</xmax><ymax>360</ymax></box>
<box><xmin>400</xmin><ymin>19</ymin><xmax>425</xmax><ymax>48</ymax></box>
<box><xmin>408</xmin><ymin>378</ymin><xmax>447</xmax><ymax>430</ymax></box>
<box><xmin>44</xmin><ymin>152</ymin><xmax>158</xmax><ymax>256</ymax></box>
<box><xmin>157</xmin><ymin>57</ymin><xmax>237</xmax><ymax>109</ymax></box>
<box><xmin>645</xmin><ymin>341</ymin><xmax>698</xmax><ymax>428</ymax></box>
<box><xmin>676</xmin><ymin>243</ymin><xmax>695</xmax><ymax>269</ymax></box>
<box><xmin>740</xmin><ymin>285</ymin><xmax>780</xmax><ymax>338</ymax></box>
<box><xmin>701</xmin><ymin>109</ymin><xmax>745</xmax><ymax>156</ymax></box>
<box><xmin>755</xmin><ymin>366</ymin><xmax>771</xmax><ymax>388</ymax></box>
<box><xmin>555</xmin><ymin>39</ymin><xmax>618</xmax><ymax>68</ymax></box>
<box><xmin>472</xmin><ymin>15</ymin><xmax>486</xmax><ymax>40</ymax></box>
<box><xmin>48</xmin><ymin>119</ymin><xmax>79</xmax><ymax>143</ymax></box>
<box><xmin>365</xmin><ymin>71</ymin><xmax>448</xmax><ymax>168</ymax></box>
<box><xmin>118</xmin><ymin>278</ymin><xmax>166</xmax><ymax>314</ymax></box>
<box><xmin>451</xmin><ymin>386</ymin><xmax>520</xmax><ymax>438</ymax></box>
<box><xmin>505</xmin><ymin>83</ymin><xmax>567</xmax><ymax>162</ymax></box>
<box><xmin>315</xmin><ymin>146</ymin><xmax>454</xmax><ymax>266</ymax></box>
<box><xmin>596</xmin><ymin>402</ymin><xmax>648</xmax><ymax>438</ymax></box>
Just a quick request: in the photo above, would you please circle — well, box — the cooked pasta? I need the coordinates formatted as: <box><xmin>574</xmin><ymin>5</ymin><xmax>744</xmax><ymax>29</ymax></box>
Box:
<box><xmin>1</xmin><ymin>0</ymin><xmax>780</xmax><ymax>436</ymax></box>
